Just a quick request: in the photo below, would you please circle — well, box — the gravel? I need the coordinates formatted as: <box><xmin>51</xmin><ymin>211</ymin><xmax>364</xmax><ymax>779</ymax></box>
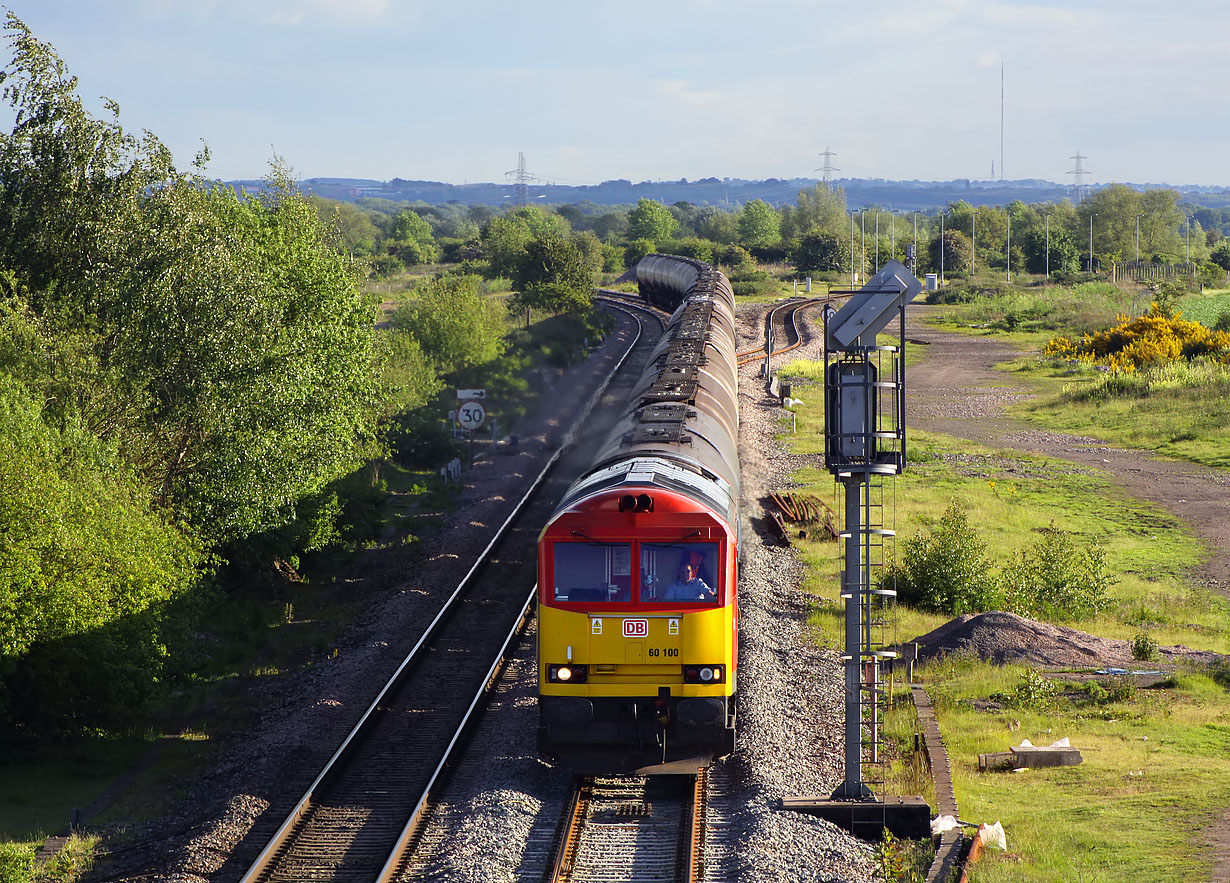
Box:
<box><xmin>390</xmin><ymin>300</ymin><xmax>877</xmax><ymax>883</ymax></box>
<box><xmin>85</xmin><ymin>301</ymin><xmax>878</xmax><ymax>883</ymax></box>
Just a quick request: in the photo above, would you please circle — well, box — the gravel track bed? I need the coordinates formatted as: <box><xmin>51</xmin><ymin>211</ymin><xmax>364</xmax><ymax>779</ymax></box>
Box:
<box><xmin>386</xmin><ymin>301</ymin><xmax>875</xmax><ymax>883</ymax></box>
<box><xmin>87</xmin><ymin>302</ymin><xmax>875</xmax><ymax>882</ymax></box>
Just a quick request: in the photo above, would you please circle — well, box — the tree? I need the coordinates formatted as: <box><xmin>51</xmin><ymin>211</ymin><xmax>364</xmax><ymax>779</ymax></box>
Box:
<box><xmin>737</xmin><ymin>199</ymin><xmax>781</xmax><ymax>249</ymax></box>
<box><xmin>391</xmin><ymin>274</ymin><xmax>506</xmax><ymax>373</ymax></box>
<box><xmin>478</xmin><ymin>205</ymin><xmax>570</xmax><ymax>278</ymax></box>
<box><xmin>0</xmin><ymin>16</ymin><xmax>386</xmax><ymax>544</ymax></box>
<box><xmin>1021</xmin><ymin>224</ymin><xmax>1079</xmax><ymax>275</ymax></box>
<box><xmin>309</xmin><ymin>197</ymin><xmax>383</xmax><ymax>256</ymax></box>
<box><xmin>512</xmin><ymin>232</ymin><xmax>593</xmax><ymax>316</ymax></box>
<box><xmin>928</xmin><ymin>229</ymin><xmax>972</xmax><ymax>275</ymax></box>
<box><xmin>391</xmin><ymin>209</ymin><xmax>433</xmax><ymax>244</ymax></box>
<box><xmin>696</xmin><ymin>207</ymin><xmax>738</xmax><ymax>245</ymax></box>
<box><xmin>627</xmin><ymin>198</ymin><xmax>678</xmax><ymax>242</ymax></box>
<box><xmin>1211</xmin><ymin>241</ymin><xmax>1230</xmax><ymax>271</ymax></box>
<box><xmin>780</xmin><ymin>184</ymin><xmax>847</xmax><ymax>240</ymax></box>
<box><xmin>571</xmin><ymin>231</ymin><xmax>604</xmax><ymax>274</ymax></box>
<box><xmin>791</xmin><ymin>232</ymin><xmax>846</xmax><ymax>273</ymax></box>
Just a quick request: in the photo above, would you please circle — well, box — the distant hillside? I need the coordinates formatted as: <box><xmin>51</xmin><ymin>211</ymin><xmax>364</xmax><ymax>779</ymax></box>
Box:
<box><xmin>228</xmin><ymin>175</ymin><xmax>1230</xmax><ymax>212</ymax></box>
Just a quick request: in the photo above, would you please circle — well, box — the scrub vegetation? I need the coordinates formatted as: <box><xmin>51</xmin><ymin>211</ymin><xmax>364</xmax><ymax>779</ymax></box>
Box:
<box><xmin>778</xmin><ymin>273</ymin><xmax>1230</xmax><ymax>880</ymax></box>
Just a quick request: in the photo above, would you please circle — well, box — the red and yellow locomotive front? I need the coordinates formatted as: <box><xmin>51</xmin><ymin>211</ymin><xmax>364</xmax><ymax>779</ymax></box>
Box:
<box><xmin>537</xmin><ymin>468</ymin><xmax>737</xmax><ymax>775</ymax></box>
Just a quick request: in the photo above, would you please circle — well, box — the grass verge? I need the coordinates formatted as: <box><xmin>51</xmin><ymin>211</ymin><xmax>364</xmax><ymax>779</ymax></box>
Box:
<box><xmin>775</xmin><ymin>350</ymin><xmax>1230</xmax><ymax>880</ymax></box>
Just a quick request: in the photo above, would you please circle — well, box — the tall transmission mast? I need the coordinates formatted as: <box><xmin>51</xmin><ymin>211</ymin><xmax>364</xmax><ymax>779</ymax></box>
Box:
<box><xmin>817</xmin><ymin>147</ymin><xmax>840</xmax><ymax>188</ymax></box>
<box><xmin>1000</xmin><ymin>61</ymin><xmax>1005</xmax><ymax>180</ymax></box>
<box><xmin>1068</xmin><ymin>152</ymin><xmax>1090</xmax><ymax>203</ymax></box>
<box><xmin>504</xmin><ymin>151</ymin><xmax>542</xmax><ymax>206</ymax></box>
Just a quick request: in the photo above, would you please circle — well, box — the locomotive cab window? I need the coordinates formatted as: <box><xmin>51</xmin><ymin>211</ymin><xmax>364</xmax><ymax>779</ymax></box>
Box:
<box><xmin>641</xmin><ymin>542</ymin><xmax>719</xmax><ymax>603</ymax></box>
<box><xmin>552</xmin><ymin>542</ymin><xmax>632</xmax><ymax>603</ymax></box>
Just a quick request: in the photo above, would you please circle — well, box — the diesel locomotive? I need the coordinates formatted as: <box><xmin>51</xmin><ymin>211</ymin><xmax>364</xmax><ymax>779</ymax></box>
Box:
<box><xmin>536</xmin><ymin>254</ymin><xmax>740</xmax><ymax>775</ymax></box>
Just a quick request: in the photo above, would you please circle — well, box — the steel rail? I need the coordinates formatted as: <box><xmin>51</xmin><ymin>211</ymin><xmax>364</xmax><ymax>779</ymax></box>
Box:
<box><xmin>545</xmin><ymin>775</ymin><xmax>704</xmax><ymax>883</ymax></box>
<box><xmin>239</xmin><ymin>301</ymin><xmax>663</xmax><ymax>883</ymax></box>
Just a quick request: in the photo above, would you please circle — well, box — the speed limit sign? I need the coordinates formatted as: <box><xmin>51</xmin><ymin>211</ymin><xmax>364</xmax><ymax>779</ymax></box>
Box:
<box><xmin>456</xmin><ymin>400</ymin><xmax>486</xmax><ymax>431</ymax></box>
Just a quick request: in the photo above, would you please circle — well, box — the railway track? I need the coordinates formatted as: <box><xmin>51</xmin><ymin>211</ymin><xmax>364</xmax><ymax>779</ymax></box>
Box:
<box><xmin>735</xmin><ymin>288</ymin><xmax>866</xmax><ymax>368</ymax></box>
<box><xmin>238</xmin><ymin>301</ymin><xmax>668</xmax><ymax>883</ymax></box>
<box><xmin>736</xmin><ymin>297</ymin><xmax>814</xmax><ymax>367</ymax></box>
<box><xmin>547</xmin><ymin>772</ymin><xmax>708</xmax><ymax>883</ymax></box>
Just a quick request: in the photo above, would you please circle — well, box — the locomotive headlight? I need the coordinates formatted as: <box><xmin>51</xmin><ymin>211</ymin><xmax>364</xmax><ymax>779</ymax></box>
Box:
<box><xmin>683</xmin><ymin>664</ymin><xmax>724</xmax><ymax>684</ymax></box>
<box><xmin>548</xmin><ymin>664</ymin><xmax>587</xmax><ymax>683</ymax></box>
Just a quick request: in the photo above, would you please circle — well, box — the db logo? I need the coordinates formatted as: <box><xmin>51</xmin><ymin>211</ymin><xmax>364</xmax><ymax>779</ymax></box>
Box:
<box><xmin>622</xmin><ymin>618</ymin><xmax>649</xmax><ymax>638</ymax></box>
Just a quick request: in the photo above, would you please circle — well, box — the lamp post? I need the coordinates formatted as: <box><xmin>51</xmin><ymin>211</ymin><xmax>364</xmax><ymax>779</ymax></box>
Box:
<box><xmin>1045</xmin><ymin>214</ymin><xmax>1051</xmax><ymax>281</ymax></box>
<box><xmin>890</xmin><ymin>209</ymin><xmax>899</xmax><ymax>262</ymax></box>
<box><xmin>940</xmin><ymin>210</ymin><xmax>947</xmax><ymax>284</ymax></box>
<box><xmin>1186</xmin><ymin>217</ymin><xmax>1191</xmax><ymax>264</ymax></box>
<box><xmin>913</xmin><ymin>212</ymin><xmax>919</xmax><ymax>272</ymax></box>
<box><xmin>875</xmin><ymin>211</ymin><xmax>880</xmax><ymax>271</ymax></box>
<box><xmin>1006</xmin><ymin>212</ymin><xmax>1011</xmax><ymax>283</ymax></box>
<box><xmin>1136</xmin><ymin>214</ymin><xmax>1143</xmax><ymax>263</ymax></box>
<box><xmin>1089</xmin><ymin>213</ymin><xmax>1097</xmax><ymax>273</ymax></box>
<box><xmin>972</xmin><ymin>209</ymin><xmax>977</xmax><ymax>277</ymax></box>
<box><xmin>861</xmin><ymin>211</ymin><xmax>866</xmax><ymax>281</ymax></box>
<box><xmin>850</xmin><ymin>212</ymin><xmax>857</xmax><ymax>288</ymax></box>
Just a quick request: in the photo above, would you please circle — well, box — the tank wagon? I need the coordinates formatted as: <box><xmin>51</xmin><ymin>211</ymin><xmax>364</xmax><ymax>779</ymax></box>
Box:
<box><xmin>537</xmin><ymin>254</ymin><xmax>740</xmax><ymax>775</ymax></box>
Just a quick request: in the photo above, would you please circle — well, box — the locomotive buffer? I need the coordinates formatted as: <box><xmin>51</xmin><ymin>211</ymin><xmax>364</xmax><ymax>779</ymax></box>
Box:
<box><xmin>782</xmin><ymin>260</ymin><xmax>930</xmax><ymax>841</ymax></box>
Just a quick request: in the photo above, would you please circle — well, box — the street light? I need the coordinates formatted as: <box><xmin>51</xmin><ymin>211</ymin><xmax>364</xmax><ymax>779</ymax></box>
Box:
<box><xmin>849</xmin><ymin>211</ymin><xmax>857</xmax><ymax>288</ymax></box>
<box><xmin>1043</xmin><ymin>213</ymin><xmax>1052</xmax><ymax>280</ymax></box>
<box><xmin>1135</xmin><ymin>214</ymin><xmax>1143</xmax><ymax>263</ymax></box>
<box><xmin>875</xmin><ymin>210</ymin><xmax>880</xmax><ymax>271</ymax></box>
<box><xmin>1186</xmin><ymin>217</ymin><xmax>1191</xmax><ymax>264</ymax></box>
<box><xmin>1089</xmin><ymin>213</ymin><xmax>1097</xmax><ymax>273</ymax></box>
<box><xmin>972</xmin><ymin>209</ymin><xmax>977</xmax><ymax>277</ymax></box>
<box><xmin>940</xmin><ymin>210</ymin><xmax>948</xmax><ymax>284</ymax></box>
<box><xmin>1006</xmin><ymin>212</ymin><xmax>1011</xmax><ymax>283</ymax></box>
<box><xmin>913</xmin><ymin>212</ymin><xmax>919</xmax><ymax>273</ymax></box>
<box><xmin>890</xmin><ymin>209</ymin><xmax>899</xmax><ymax>262</ymax></box>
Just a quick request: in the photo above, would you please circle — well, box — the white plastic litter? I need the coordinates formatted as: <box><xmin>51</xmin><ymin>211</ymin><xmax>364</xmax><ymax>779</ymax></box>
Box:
<box><xmin>930</xmin><ymin>815</ymin><xmax>960</xmax><ymax>836</ymax></box>
<box><xmin>1015</xmin><ymin>736</ymin><xmax>1070</xmax><ymax>750</ymax></box>
<box><xmin>978</xmin><ymin>821</ymin><xmax>1007</xmax><ymax>850</ymax></box>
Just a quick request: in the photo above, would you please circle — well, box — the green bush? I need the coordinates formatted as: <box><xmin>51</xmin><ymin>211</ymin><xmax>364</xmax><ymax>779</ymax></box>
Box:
<box><xmin>0</xmin><ymin>834</ymin><xmax>97</xmax><ymax>883</ymax></box>
<box><xmin>886</xmin><ymin>502</ymin><xmax>998</xmax><ymax>615</ymax></box>
<box><xmin>1132</xmin><ymin>632</ymin><xmax>1160</xmax><ymax>661</ymax></box>
<box><xmin>1001</xmin><ymin>525</ymin><xmax>1111</xmax><ymax>621</ymax></box>
<box><xmin>624</xmin><ymin>238</ymin><xmax>656</xmax><ymax>268</ymax></box>
<box><xmin>719</xmin><ymin>244</ymin><xmax>755</xmax><ymax>273</ymax></box>
<box><xmin>991</xmin><ymin>669</ymin><xmax>1058</xmax><ymax>710</ymax></box>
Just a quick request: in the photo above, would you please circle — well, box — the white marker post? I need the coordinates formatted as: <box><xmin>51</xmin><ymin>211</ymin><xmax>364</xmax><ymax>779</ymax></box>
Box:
<box><xmin>456</xmin><ymin>399</ymin><xmax>486</xmax><ymax>463</ymax></box>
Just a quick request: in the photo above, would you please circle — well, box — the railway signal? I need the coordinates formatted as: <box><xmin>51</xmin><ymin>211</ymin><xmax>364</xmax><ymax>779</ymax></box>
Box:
<box><xmin>785</xmin><ymin>260</ymin><xmax>930</xmax><ymax>841</ymax></box>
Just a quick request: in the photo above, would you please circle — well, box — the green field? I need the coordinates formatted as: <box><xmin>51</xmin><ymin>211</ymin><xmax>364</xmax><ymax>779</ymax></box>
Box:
<box><xmin>775</xmin><ymin>291</ymin><xmax>1230</xmax><ymax>881</ymax></box>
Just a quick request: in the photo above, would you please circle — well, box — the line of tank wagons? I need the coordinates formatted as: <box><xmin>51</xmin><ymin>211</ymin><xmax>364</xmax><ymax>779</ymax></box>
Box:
<box><xmin>536</xmin><ymin>253</ymin><xmax>741</xmax><ymax>775</ymax></box>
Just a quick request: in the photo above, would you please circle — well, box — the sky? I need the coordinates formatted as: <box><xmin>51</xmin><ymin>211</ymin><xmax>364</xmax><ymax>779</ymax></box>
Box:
<box><xmin>7</xmin><ymin>0</ymin><xmax>1230</xmax><ymax>188</ymax></box>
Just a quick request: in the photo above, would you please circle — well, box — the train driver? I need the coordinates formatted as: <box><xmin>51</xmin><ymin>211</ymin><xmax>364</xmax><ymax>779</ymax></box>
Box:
<box><xmin>662</xmin><ymin>563</ymin><xmax>715</xmax><ymax>601</ymax></box>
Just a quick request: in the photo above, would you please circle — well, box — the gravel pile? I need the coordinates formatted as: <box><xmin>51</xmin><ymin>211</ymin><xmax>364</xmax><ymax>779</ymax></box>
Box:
<box><xmin>909</xmin><ymin>610</ymin><xmax>1225</xmax><ymax>670</ymax></box>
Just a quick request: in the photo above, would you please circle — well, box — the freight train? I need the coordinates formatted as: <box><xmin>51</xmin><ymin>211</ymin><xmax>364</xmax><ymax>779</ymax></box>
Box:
<box><xmin>536</xmin><ymin>254</ymin><xmax>740</xmax><ymax>775</ymax></box>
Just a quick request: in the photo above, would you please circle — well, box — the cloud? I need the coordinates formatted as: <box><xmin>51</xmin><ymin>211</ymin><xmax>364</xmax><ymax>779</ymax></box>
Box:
<box><xmin>262</xmin><ymin>10</ymin><xmax>305</xmax><ymax>26</ymax></box>
<box><xmin>657</xmin><ymin>80</ymin><xmax>724</xmax><ymax>108</ymax></box>
<box><xmin>258</xmin><ymin>0</ymin><xmax>392</xmax><ymax>27</ymax></box>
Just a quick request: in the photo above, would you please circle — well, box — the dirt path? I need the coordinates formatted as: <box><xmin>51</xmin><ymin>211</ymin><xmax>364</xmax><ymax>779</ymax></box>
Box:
<box><xmin>905</xmin><ymin>304</ymin><xmax>1230</xmax><ymax>879</ymax></box>
<box><xmin>906</xmin><ymin>304</ymin><xmax>1230</xmax><ymax>594</ymax></box>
